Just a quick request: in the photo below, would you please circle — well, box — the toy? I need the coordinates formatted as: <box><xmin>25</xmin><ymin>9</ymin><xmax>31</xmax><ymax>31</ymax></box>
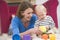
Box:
<box><xmin>41</xmin><ymin>34</ymin><xmax>48</xmax><ymax>40</ymax></box>
<box><xmin>39</xmin><ymin>26</ymin><xmax>47</xmax><ymax>33</ymax></box>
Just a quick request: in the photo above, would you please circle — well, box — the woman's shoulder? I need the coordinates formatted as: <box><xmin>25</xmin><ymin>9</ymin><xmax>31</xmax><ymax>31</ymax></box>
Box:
<box><xmin>11</xmin><ymin>16</ymin><xmax>21</xmax><ymax>22</ymax></box>
<box><xmin>32</xmin><ymin>14</ymin><xmax>37</xmax><ymax>16</ymax></box>
<box><xmin>32</xmin><ymin>14</ymin><xmax>37</xmax><ymax>19</ymax></box>
<box><xmin>30</xmin><ymin>14</ymin><xmax>37</xmax><ymax>22</ymax></box>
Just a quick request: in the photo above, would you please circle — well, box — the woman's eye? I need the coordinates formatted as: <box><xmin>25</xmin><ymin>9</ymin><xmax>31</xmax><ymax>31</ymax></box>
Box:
<box><xmin>28</xmin><ymin>12</ymin><xmax>32</xmax><ymax>14</ymax></box>
<box><xmin>28</xmin><ymin>13</ymin><xmax>30</xmax><ymax>14</ymax></box>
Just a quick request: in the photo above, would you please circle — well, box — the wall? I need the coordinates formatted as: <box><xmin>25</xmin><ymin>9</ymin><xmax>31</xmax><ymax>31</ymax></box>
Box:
<box><xmin>57</xmin><ymin>0</ymin><xmax>60</xmax><ymax>28</ymax></box>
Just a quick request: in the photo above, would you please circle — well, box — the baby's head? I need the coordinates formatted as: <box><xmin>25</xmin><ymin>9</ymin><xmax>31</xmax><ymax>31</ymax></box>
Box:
<box><xmin>35</xmin><ymin>5</ymin><xmax>47</xmax><ymax>19</ymax></box>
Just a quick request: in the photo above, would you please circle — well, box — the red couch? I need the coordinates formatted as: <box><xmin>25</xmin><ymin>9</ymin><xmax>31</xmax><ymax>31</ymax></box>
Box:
<box><xmin>0</xmin><ymin>0</ymin><xmax>9</xmax><ymax>33</ymax></box>
<box><xmin>43</xmin><ymin>0</ymin><xmax>58</xmax><ymax>28</ymax></box>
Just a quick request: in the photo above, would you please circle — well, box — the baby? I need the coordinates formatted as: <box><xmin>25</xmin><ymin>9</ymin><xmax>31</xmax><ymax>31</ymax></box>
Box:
<box><xmin>34</xmin><ymin>5</ymin><xmax>55</xmax><ymax>34</ymax></box>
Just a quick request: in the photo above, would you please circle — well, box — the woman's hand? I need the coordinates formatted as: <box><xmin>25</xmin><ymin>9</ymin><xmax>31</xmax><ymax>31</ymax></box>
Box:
<box><xmin>20</xmin><ymin>27</ymin><xmax>43</xmax><ymax>38</ymax></box>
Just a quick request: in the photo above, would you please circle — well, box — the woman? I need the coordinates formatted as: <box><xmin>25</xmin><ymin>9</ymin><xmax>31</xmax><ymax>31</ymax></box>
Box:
<box><xmin>9</xmin><ymin>1</ymin><xmax>39</xmax><ymax>38</ymax></box>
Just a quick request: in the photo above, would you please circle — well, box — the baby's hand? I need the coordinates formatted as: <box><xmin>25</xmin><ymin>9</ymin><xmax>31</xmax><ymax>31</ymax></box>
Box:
<box><xmin>45</xmin><ymin>26</ymin><xmax>50</xmax><ymax>31</ymax></box>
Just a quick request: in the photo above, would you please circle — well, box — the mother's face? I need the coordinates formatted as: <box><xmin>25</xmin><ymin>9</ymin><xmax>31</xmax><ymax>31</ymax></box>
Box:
<box><xmin>22</xmin><ymin>8</ymin><xmax>33</xmax><ymax>21</ymax></box>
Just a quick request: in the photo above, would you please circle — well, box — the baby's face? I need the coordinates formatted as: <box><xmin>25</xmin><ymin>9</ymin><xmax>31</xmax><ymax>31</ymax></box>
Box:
<box><xmin>35</xmin><ymin>9</ymin><xmax>46</xmax><ymax>19</ymax></box>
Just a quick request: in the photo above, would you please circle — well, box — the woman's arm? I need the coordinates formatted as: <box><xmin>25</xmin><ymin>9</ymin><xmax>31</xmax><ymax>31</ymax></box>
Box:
<box><xmin>20</xmin><ymin>29</ymin><xmax>32</xmax><ymax>38</ymax></box>
<box><xmin>9</xmin><ymin>17</ymin><xmax>20</xmax><ymax>35</ymax></box>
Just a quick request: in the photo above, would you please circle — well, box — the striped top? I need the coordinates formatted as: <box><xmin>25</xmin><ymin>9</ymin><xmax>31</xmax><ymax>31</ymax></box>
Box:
<box><xmin>34</xmin><ymin>15</ymin><xmax>55</xmax><ymax>28</ymax></box>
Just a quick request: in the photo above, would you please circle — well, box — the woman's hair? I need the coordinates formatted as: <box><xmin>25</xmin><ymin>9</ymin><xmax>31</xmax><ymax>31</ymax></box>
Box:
<box><xmin>16</xmin><ymin>1</ymin><xmax>34</xmax><ymax>19</ymax></box>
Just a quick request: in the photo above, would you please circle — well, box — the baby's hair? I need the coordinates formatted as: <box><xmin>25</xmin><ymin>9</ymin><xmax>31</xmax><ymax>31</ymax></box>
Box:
<box><xmin>35</xmin><ymin>5</ymin><xmax>47</xmax><ymax>14</ymax></box>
